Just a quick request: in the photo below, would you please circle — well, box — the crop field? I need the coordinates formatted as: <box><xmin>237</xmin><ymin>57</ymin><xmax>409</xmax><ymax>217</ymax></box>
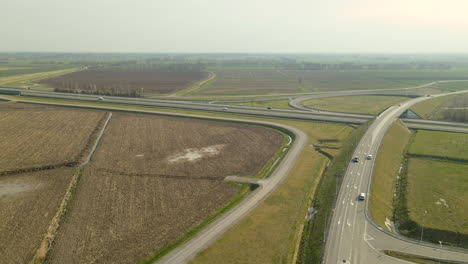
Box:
<box><xmin>0</xmin><ymin>168</ymin><xmax>74</xmax><ymax>263</ymax></box>
<box><xmin>191</xmin><ymin>68</ymin><xmax>468</xmax><ymax>96</ymax></box>
<box><xmin>0</xmin><ymin>103</ymin><xmax>105</xmax><ymax>172</ymax></box>
<box><xmin>302</xmin><ymin>95</ymin><xmax>409</xmax><ymax>115</ymax></box>
<box><xmin>408</xmin><ymin>130</ymin><xmax>468</xmax><ymax>160</ymax></box>
<box><xmin>406</xmin><ymin>158</ymin><xmax>468</xmax><ymax>235</ymax></box>
<box><xmin>49</xmin><ymin>113</ymin><xmax>284</xmax><ymax>263</ymax></box>
<box><xmin>39</xmin><ymin>69</ymin><xmax>208</xmax><ymax>95</ymax></box>
<box><xmin>412</xmin><ymin>94</ymin><xmax>468</xmax><ymax>123</ymax></box>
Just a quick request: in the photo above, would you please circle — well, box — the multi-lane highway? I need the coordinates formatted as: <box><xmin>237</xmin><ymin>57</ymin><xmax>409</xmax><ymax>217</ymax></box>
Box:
<box><xmin>323</xmin><ymin>92</ymin><xmax>468</xmax><ymax>264</ymax></box>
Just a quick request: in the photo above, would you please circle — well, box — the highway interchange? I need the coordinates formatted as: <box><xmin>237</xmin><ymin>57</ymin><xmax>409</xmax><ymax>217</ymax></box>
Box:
<box><xmin>1</xmin><ymin>84</ymin><xmax>467</xmax><ymax>264</ymax></box>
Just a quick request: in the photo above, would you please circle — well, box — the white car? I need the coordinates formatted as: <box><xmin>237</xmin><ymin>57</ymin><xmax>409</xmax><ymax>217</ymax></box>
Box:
<box><xmin>97</xmin><ymin>97</ymin><xmax>104</xmax><ymax>101</ymax></box>
<box><xmin>366</xmin><ymin>155</ymin><xmax>372</xmax><ymax>160</ymax></box>
<box><xmin>358</xmin><ymin>193</ymin><xmax>366</xmax><ymax>201</ymax></box>
<box><xmin>222</xmin><ymin>107</ymin><xmax>228</xmax><ymax>110</ymax></box>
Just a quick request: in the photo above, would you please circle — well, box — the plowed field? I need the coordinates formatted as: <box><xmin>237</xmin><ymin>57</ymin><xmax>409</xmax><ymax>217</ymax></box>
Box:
<box><xmin>0</xmin><ymin>168</ymin><xmax>74</xmax><ymax>263</ymax></box>
<box><xmin>0</xmin><ymin>103</ymin><xmax>105</xmax><ymax>172</ymax></box>
<box><xmin>39</xmin><ymin>69</ymin><xmax>208</xmax><ymax>95</ymax></box>
<box><xmin>49</xmin><ymin>113</ymin><xmax>284</xmax><ymax>263</ymax></box>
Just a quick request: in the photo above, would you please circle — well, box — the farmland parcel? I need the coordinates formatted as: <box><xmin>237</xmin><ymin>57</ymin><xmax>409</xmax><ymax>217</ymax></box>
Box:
<box><xmin>49</xmin><ymin>113</ymin><xmax>284</xmax><ymax>263</ymax></box>
<box><xmin>39</xmin><ymin>69</ymin><xmax>208</xmax><ymax>96</ymax></box>
<box><xmin>0</xmin><ymin>103</ymin><xmax>108</xmax><ymax>262</ymax></box>
<box><xmin>0</xmin><ymin>103</ymin><xmax>106</xmax><ymax>172</ymax></box>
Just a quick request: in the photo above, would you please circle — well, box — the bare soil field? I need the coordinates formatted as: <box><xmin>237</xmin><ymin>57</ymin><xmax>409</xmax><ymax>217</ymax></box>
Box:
<box><xmin>49</xmin><ymin>113</ymin><xmax>284</xmax><ymax>263</ymax></box>
<box><xmin>0</xmin><ymin>168</ymin><xmax>74</xmax><ymax>263</ymax></box>
<box><xmin>0</xmin><ymin>103</ymin><xmax>105</xmax><ymax>172</ymax></box>
<box><xmin>39</xmin><ymin>69</ymin><xmax>208</xmax><ymax>95</ymax></box>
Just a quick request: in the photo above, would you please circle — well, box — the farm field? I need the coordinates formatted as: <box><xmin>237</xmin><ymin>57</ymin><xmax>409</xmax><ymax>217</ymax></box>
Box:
<box><xmin>302</xmin><ymin>95</ymin><xmax>409</xmax><ymax>115</ymax></box>
<box><xmin>406</xmin><ymin>158</ymin><xmax>468</xmax><ymax>236</ymax></box>
<box><xmin>0</xmin><ymin>168</ymin><xmax>75</xmax><ymax>263</ymax></box>
<box><xmin>191</xmin><ymin>68</ymin><xmax>468</xmax><ymax>96</ymax></box>
<box><xmin>412</xmin><ymin>94</ymin><xmax>468</xmax><ymax>123</ymax></box>
<box><xmin>39</xmin><ymin>69</ymin><xmax>209</xmax><ymax>96</ymax></box>
<box><xmin>0</xmin><ymin>103</ymin><xmax>105</xmax><ymax>172</ymax></box>
<box><xmin>225</xmin><ymin>99</ymin><xmax>293</xmax><ymax>109</ymax></box>
<box><xmin>370</xmin><ymin>120</ymin><xmax>411</xmax><ymax>229</ymax></box>
<box><xmin>408</xmin><ymin>130</ymin><xmax>468</xmax><ymax>160</ymax></box>
<box><xmin>49</xmin><ymin>113</ymin><xmax>284</xmax><ymax>263</ymax></box>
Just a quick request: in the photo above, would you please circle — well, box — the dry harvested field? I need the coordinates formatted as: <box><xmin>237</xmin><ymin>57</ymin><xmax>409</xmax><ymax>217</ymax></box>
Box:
<box><xmin>0</xmin><ymin>103</ymin><xmax>106</xmax><ymax>172</ymax></box>
<box><xmin>0</xmin><ymin>168</ymin><xmax>74</xmax><ymax>263</ymax></box>
<box><xmin>39</xmin><ymin>69</ymin><xmax>208</xmax><ymax>95</ymax></box>
<box><xmin>49</xmin><ymin>113</ymin><xmax>284</xmax><ymax>263</ymax></box>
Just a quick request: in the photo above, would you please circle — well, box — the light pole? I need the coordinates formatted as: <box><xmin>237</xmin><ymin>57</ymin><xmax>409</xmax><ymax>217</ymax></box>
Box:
<box><xmin>438</xmin><ymin>241</ymin><xmax>442</xmax><ymax>264</ymax></box>
<box><xmin>420</xmin><ymin>210</ymin><xmax>428</xmax><ymax>242</ymax></box>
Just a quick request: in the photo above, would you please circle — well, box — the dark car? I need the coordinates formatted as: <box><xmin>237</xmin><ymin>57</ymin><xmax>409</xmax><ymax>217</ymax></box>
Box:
<box><xmin>352</xmin><ymin>157</ymin><xmax>359</xmax><ymax>163</ymax></box>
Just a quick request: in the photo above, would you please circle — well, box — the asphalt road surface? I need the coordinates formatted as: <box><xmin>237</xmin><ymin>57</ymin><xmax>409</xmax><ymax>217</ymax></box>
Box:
<box><xmin>323</xmin><ymin>92</ymin><xmax>468</xmax><ymax>264</ymax></box>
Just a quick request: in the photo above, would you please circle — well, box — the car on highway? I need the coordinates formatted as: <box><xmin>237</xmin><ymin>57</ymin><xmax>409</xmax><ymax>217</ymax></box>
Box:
<box><xmin>97</xmin><ymin>96</ymin><xmax>104</xmax><ymax>101</ymax></box>
<box><xmin>358</xmin><ymin>193</ymin><xmax>366</xmax><ymax>200</ymax></box>
<box><xmin>222</xmin><ymin>107</ymin><xmax>228</xmax><ymax>110</ymax></box>
<box><xmin>352</xmin><ymin>157</ymin><xmax>359</xmax><ymax>163</ymax></box>
<box><xmin>366</xmin><ymin>154</ymin><xmax>372</xmax><ymax>160</ymax></box>
<box><xmin>267</xmin><ymin>107</ymin><xmax>272</xmax><ymax>109</ymax></box>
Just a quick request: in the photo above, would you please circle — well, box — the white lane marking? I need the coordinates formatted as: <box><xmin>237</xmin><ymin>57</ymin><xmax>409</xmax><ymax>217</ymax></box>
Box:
<box><xmin>338</xmin><ymin>219</ymin><xmax>341</xmax><ymax>225</ymax></box>
<box><xmin>350</xmin><ymin>201</ymin><xmax>354</xmax><ymax>206</ymax></box>
<box><xmin>342</xmin><ymin>199</ymin><xmax>346</xmax><ymax>204</ymax></box>
<box><xmin>357</xmin><ymin>172</ymin><xmax>360</xmax><ymax>176</ymax></box>
<box><xmin>354</xmin><ymin>185</ymin><xmax>357</xmax><ymax>189</ymax></box>
<box><xmin>347</xmin><ymin>220</ymin><xmax>351</xmax><ymax>227</ymax></box>
<box><xmin>346</xmin><ymin>184</ymin><xmax>349</xmax><ymax>188</ymax></box>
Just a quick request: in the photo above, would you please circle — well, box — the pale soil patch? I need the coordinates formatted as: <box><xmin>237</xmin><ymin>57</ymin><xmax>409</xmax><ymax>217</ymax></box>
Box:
<box><xmin>0</xmin><ymin>183</ymin><xmax>33</xmax><ymax>196</ymax></box>
<box><xmin>168</xmin><ymin>144</ymin><xmax>225</xmax><ymax>163</ymax></box>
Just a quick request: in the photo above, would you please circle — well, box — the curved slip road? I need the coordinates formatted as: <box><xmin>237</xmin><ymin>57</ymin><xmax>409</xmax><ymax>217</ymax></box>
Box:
<box><xmin>324</xmin><ymin>90</ymin><xmax>468</xmax><ymax>264</ymax></box>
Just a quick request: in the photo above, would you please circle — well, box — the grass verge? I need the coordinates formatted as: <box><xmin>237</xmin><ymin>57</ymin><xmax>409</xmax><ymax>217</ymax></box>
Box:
<box><xmin>302</xmin><ymin>95</ymin><xmax>409</xmax><ymax>115</ymax></box>
<box><xmin>370</xmin><ymin>120</ymin><xmax>411</xmax><ymax>229</ymax></box>
<box><xmin>384</xmin><ymin>250</ymin><xmax>460</xmax><ymax>264</ymax></box>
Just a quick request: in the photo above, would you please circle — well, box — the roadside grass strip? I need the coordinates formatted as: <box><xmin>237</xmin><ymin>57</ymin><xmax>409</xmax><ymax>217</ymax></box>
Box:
<box><xmin>384</xmin><ymin>250</ymin><xmax>461</xmax><ymax>264</ymax></box>
<box><xmin>370</xmin><ymin>120</ymin><xmax>411</xmax><ymax>230</ymax></box>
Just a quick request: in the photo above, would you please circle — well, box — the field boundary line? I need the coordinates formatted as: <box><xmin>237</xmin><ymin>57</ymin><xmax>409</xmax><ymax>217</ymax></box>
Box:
<box><xmin>31</xmin><ymin>112</ymin><xmax>112</xmax><ymax>264</ymax></box>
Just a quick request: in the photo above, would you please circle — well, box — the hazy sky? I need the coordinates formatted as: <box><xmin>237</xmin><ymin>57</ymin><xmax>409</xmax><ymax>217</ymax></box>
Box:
<box><xmin>2</xmin><ymin>0</ymin><xmax>468</xmax><ymax>53</ymax></box>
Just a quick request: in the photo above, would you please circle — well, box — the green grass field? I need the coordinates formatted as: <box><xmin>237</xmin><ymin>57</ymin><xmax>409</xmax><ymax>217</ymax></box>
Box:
<box><xmin>408</xmin><ymin>130</ymin><xmax>468</xmax><ymax>160</ymax></box>
<box><xmin>225</xmin><ymin>99</ymin><xmax>293</xmax><ymax>109</ymax></box>
<box><xmin>407</xmin><ymin>158</ymin><xmax>468</xmax><ymax>235</ymax></box>
<box><xmin>302</xmin><ymin>95</ymin><xmax>408</xmax><ymax>115</ymax></box>
<box><xmin>370</xmin><ymin>120</ymin><xmax>411</xmax><ymax>229</ymax></box>
<box><xmin>411</xmin><ymin>95</ymin><xmax>456</xmax><ymax>119</ymax></box>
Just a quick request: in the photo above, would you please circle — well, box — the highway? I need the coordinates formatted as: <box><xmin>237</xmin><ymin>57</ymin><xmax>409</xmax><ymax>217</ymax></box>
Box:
<box><xmin>323</xmin><ymin>91</ymin><xmax>468</xmax><ymax>264</ymax></box>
